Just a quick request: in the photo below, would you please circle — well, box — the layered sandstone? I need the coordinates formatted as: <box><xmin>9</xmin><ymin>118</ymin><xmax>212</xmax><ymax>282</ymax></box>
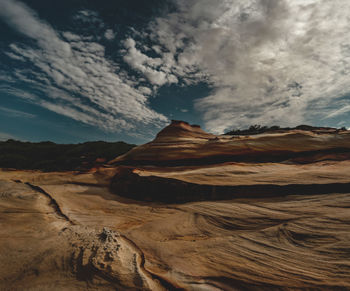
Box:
<box><xmin>1</xmin><ymin>122</ymin><xmax>350</xmax><ymax>290</ymax></box>
<box><xmin>110</xmin><ymin>120</ymin><xmax>350</xmax><ymax>166</ymax></box>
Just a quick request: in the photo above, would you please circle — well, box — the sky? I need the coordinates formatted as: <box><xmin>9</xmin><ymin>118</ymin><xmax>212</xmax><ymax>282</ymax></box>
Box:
<box><xmin>0</xmin><ymin>0</ymin><xmax>350</xmax><ymax>144</ymax></box>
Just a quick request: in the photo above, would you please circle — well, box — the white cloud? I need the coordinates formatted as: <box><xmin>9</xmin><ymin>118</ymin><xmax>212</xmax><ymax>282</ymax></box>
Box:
<box><xmin>0</xmin><ymin>0</ymin><xmax>168</xmax><ymax>134</ymax></box>
<box><xmin>74</xmin><ymin>9</ymin><xmax>102</xmax><ymax>25</ymax></box>
<box><xmin>4</xmin><ymin>51</ymin><xmax>25</xmax><ymax>61</ymax></box>
<box><xmin>141</xmin><ymin>0</ymin><xmax>350</xmax><ymax>133</ymax></box>
<box><xmin>104</xmin><ymin>29</ymin><xmax>115</xmax><ymax>40</ymax></box>
<box><xmin>138</xmin><ymin>86</ymin><xmax>152</xmax><ymax>95</ymax></box>
<box><xmin>123</xmin><ymin>37</ymin><xmax>178</xmax><ymax>86</ymax></box>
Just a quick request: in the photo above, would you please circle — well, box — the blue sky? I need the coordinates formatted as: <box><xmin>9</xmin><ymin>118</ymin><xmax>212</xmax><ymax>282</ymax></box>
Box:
<box><xmin>0</xmin><ymin>0</ymin><xmax>350</xmax><ymax>144</ymax></box>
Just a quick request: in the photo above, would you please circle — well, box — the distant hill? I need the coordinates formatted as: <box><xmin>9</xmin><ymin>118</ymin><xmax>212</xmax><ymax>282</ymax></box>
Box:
<box><xmin>0</xmin><ymin>140</ymin><xmax>135</xmax><ymax>172</ymax></box>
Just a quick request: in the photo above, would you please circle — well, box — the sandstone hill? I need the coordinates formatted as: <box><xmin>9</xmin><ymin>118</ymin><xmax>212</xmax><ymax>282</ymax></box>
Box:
<box><xmin>110</xmin><ymin>120</ymin><xmax>350</xmax><ymax>166</ymax></box>
<box><xmin>109</xmin><ymin>121</ymin><xmax>350</xmax><ymax>203</ymax></box>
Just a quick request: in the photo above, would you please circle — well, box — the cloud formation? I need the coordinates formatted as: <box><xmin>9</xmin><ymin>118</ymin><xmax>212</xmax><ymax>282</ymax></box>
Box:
<box><xmin>0</xmin><ymin>105</ymin><xmax>36</xmax><ymax>118</ymax></box>
<box><xmin>104</xmin><ymin>29</ymin><xmax>115</xmax><ymax>40</ymax></box>
<box><xmin>130</xmin><ymin>0</ymin><xmax>350</xmax><ymax>133</ymax></box>
<box><xmin>0</xmin><ymin>0</ymin><xmax>168</xmax><ymax>134</ymax></box>
<box><xmin>1</xmin><ymin>0</ymin><xmax>350</xmax><ymax>137</ymax></box>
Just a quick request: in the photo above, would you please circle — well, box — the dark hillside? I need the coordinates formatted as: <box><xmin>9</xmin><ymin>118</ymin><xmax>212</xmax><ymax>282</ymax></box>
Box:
<box><xmin>0</xmin><ymin>140</ymin><xmax>135</xmax><ymax>171</ymax></box>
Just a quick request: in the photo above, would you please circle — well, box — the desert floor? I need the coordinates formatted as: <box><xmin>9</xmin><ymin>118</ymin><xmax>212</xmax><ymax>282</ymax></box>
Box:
<box><xmin>1</xmin><ymin>163</ymin><xmax>350</xmax><ymax>290</ymax></box>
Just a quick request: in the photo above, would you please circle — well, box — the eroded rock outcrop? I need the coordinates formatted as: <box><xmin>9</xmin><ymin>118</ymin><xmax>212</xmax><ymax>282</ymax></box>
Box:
<box><xmin>110</xmin><ymin>166</ymin><xmax>350</xmax><ymax>203</ymax></box>
<box><xmin>109</xmin><ymin>121</ymin><xmax>350</xmax><ymax>202</ymax></box>
<box><xmin>109</xmin><ymin>120</ymin><xmax>350</xmax><ymax>166</ymax></box>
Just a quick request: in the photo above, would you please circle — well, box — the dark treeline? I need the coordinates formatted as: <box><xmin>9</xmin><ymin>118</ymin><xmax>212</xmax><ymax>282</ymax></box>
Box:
<box><xmin>0</xmin><ymin>139</ymin><xmax>135</xmax><ymax>171</ymax></box>
<box><xmin>224</xmin><ymin>124</ymin><xmax>347</xmax><ymax>136</ymax></box>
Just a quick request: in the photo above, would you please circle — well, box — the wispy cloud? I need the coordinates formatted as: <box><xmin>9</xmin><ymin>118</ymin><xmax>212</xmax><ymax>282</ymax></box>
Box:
<box><xmin>74</xmin><ymin>9</ymin><xmax>102</xmax><ymax>24</ymax></box>
<box><xmin>0</xmin><ymin>86</ymin><xmax>37</xmax><ymax>100</ymax></box>
<box><xmin>0</xmin><ymin>106</ymin><xmax>36</xmax><ymax>118</ymax></box>
<box><xmin>326</xmin><ymin>105</ymin><xmax>350</xmax><ymax>119</ymax></box>
<box><xmin>0</xmin><ymin>0</ymin><xmax>168</xmax><ymax>134</ymax></box>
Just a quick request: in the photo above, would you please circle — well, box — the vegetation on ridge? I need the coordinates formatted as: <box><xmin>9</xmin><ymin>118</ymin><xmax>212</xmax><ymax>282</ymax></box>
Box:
<box><xmin>224</xmin><ymin>124</ymin><xmax>347</xmax><ymax>136</ymax></box>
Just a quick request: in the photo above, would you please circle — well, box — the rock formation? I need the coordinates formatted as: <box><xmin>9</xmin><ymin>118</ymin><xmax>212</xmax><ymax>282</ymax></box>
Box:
<box><xmin>1</xmin><ymin>121</ymin><xmax>350</xmax><ymax>290</ymax></box>
<box><xmin>109</xmin><ymin>121</ymin><xmax>350</xmax><ymax>203</ymax></box>
<box><xmin>110</xmin><ymin>120</ymin><xmax>350</xmax><ymax>166</ymax></box>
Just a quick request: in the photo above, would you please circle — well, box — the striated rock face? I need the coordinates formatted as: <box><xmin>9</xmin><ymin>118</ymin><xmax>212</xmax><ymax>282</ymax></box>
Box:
<box><xmin>0</xmin><ymin>178</ymin><xmax>172</xmax><ymax>290</ymax></box>
<box><xmin>155</xmin><ymin>120</ymin><xmax>215</xmax><ymax>140</ymax></box>
<box><xmin>109</xmin><ymin>120</ymin><xmax>350</xmax><ymax>166</ymax></box>
<box><xmin>109</xmin><ymin>121</ymin><xmax>350</xmax><ymax>202</ymax></box>
<box><xmin>110</xmin><ymin>165</ymin><xmax>350</xmax><ymax>203</ymax></box>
